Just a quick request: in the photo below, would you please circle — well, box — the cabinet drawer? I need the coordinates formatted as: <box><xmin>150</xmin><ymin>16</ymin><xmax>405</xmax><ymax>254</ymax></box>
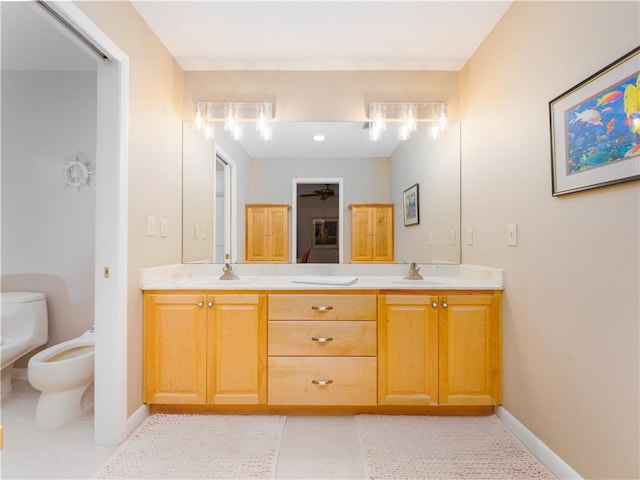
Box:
<box><xmin>269</xmin><ymin>321</ymin><xmax>376</xmax><ymax>356</ymax></box>
<box><xmin>268</xmin><ymin>294</ymin><xmax>376</xmax><ymax>320</ymax></box>
<box><xmin>268</xmin><ymin>357</ymin><xmax>376</xmax><ymax>405</ymax></box>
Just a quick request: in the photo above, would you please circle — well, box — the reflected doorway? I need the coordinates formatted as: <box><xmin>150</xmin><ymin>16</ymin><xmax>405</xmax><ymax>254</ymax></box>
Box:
<box><xmin>293</xmin><ymin>179</ymin><xmax>342</xmax><ymax>263</ymax></box>
<box><xmin>214</xmin><ymin>154</ymin><xmax>231</xmax><ymax>263</ymax></box>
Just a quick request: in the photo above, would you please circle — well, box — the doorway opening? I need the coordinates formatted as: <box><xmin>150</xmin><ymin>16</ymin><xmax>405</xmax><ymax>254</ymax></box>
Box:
<box><xmin>292</xmin><ymin>178</ymin><xmax>343</xmax><ymax>263</ymax></box>
<box><xmin>213</xmin><ymin>151</ymin><xmax>236</xmax><ymax>263</ymax></box>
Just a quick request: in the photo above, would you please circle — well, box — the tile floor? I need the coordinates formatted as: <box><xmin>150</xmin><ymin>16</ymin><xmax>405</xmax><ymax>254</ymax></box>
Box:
<box><xmin>1</xmin><ymin>379</ymin><xmax>366</xmax><ymax>479</ymax></box>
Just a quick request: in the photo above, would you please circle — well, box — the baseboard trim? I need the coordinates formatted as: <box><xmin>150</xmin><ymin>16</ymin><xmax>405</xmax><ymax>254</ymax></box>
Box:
<box><xmin>497</xmin><ymin>406</ymin><xmax>582</xmax><ymax>479</ymax></box>
<box><xmin>126</xmin><ymin>403</ymin><xmax>149</xmax><ymax>438</ymax></box>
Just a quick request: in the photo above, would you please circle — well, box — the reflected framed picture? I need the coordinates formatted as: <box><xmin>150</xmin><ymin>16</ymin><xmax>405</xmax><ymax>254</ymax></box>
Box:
<box><xmin>549</xmin><ymin>46</ymin><xmax>640</xmax><ymax>196</ymax></box>
<box><xmin>312</xmin><ymin>217</ymin><xmax>338</xmax><ymax>248</ymax></box>
<box><xmin>403</xmin><ymin>183</ymin><xmax>419</xmax><ymax>226</ymax></box>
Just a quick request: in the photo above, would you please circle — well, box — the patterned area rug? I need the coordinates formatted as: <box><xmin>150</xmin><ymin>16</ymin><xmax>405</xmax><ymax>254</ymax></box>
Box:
<box><xmin>355</xmin><ymin>415</ymin><xmax>556</xmax><ymax>479</ymax></box>
<box><xmin>94</xmin><ymin>414</ymin><xmax>285</xmax><ymax>479</ymax></box>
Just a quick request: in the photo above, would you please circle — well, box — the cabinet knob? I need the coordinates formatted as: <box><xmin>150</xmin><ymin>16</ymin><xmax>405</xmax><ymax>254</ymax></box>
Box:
<box><xmin>311</xmin><ymin>336</ymin><xmax>334</xmax><ymax>343</ymax></box>
<box><xmin>207</xmin><ymin>301</ymin><xmax>214</xmax><ymax>307</ymax></box>
<box><xmin>197</xmin><ymin>301</ymin><xmax>204</xmax><ymax>307</ymax></box>
<box><xmin>311</xmin><ymin>305</ymin><xmax>333</xmax><ymax>311</ymax></box>
<box><xmin>432</xmin><ymin>302</ymin><xmax>438</xmax><ymax>308</ymax></box>
<box><xmin>311</xmin><ymin>379</ymin><xmax>333</xmax><ymax>386</ymax></box>
<box><xmin>442</xmin><ymin>302</ymin><xmax>448</xmax><ymax>308</ymax></box>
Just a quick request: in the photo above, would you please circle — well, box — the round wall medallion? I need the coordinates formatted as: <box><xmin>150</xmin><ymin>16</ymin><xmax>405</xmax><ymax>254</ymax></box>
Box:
<box><xmin>64</xmin><ymin>159</ymin><xmax>90</xmax><ymax>188</ymax></box>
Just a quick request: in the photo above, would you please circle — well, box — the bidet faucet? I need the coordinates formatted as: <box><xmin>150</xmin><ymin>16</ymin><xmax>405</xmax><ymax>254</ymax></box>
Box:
<box><xmin>403</xmin><ymin>262</ymin><xmax>423</xmax><ymax>280</ymax></box>
<box><xmin>219</xmin><ymin>263</ymin><xmax>239</xmax><ymax>280</ymax></box>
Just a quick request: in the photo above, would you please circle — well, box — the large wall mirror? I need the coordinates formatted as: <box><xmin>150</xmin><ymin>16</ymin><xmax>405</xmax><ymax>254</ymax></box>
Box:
<box><xmin>182</xmin><ymin>120</ymin><xmax>460</xmax><ymax>264</ymax></box>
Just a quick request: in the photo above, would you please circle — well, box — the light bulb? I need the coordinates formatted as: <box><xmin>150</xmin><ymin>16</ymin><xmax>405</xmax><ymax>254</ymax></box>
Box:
<box><xmin>224</xmin><ymin>102</ymin><xmax>235</xmax><ymax>132</ymax></box>
<box><xmin>203</xmin><ymin>121</ymin><xmax>213</xmax><ymax>139</ymax></box>
<box><xmin>231</xmin><ymin>122</ymin><xmax>243</xmax><ymax>140</ymax></box>
<box><xmin>194</xmin><ymin>103</ymin><xmax>203</xmax><ymax>130</ymax></box>
<box><xmin>260</xmin><ymin>123</ymin><xmax>272</xmax><ymax>141</ymax></box>
<box><xmin>439</xmin><ymin>102</ymin><xmax>448</xmax><ymax>130</ymax></box>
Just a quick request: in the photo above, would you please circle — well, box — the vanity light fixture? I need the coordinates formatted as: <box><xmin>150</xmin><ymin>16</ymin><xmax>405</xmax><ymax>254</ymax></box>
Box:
<box><xmin>367</xmin><ymin>101</ymin><xmax>448</xmax><ymax>141</ymax></box>
<box><xmin>194</xmin><ymin>101</ymin><xmax>274</xmax><ymax>141</ymax></box>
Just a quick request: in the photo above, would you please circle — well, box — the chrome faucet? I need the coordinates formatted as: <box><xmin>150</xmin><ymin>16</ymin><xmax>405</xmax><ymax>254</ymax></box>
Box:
<box><xmin>403</xmin><ymin>262</ymin><xmax>423</xmax><ymax>280</ymax></box>
<box><xmin>219</xmin><ymin>263</ymin><xmax>239</xmax><ymax>280</ymax></box>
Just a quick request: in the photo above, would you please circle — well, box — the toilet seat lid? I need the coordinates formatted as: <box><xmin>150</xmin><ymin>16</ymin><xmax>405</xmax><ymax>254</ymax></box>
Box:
<box><xmin>1</xmin><ymin>291</ymin><xmax>46</xmax><ymax>303</ymax></box>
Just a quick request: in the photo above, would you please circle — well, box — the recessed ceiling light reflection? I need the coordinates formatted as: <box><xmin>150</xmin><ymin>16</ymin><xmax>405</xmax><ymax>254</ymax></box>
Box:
<box><xmin>313</xmin><ymin>134</ymin><xmax>326</xmax><ymax>142</ymax></box>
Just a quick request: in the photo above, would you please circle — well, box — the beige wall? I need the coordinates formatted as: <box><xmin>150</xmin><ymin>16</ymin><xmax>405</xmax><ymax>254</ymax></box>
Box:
<box><xmin>184</xmin><ymin>70</ymin><xmax>460</xmax><ymax>122</ymax></box>
<box><xmin>76</xmin><ymin>3</ymin><xmax>638</xmax><ymax>476</ymax></box>
<box><xmin>460</xmin><ymin>2</ymin><xmax>639</xmax><ymax>478</ymax></box>
<box><xmin>76</xmin><ymin>1</ymin><xmax>185</xmax><ymax>416</ymax></box>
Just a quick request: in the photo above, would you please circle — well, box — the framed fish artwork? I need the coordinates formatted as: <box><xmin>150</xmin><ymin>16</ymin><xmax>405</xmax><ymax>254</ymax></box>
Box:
<box><xmin>549</xmin><ymin>46</ymin><xmax>640</xmax><ymax>195</ymax></box>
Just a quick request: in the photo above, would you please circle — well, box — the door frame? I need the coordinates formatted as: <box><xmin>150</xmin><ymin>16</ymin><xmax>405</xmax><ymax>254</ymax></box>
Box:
<box><xmin>44</xmin><ymin>2</ymin><xmax>129</xmax><ymax>444</ymax></box>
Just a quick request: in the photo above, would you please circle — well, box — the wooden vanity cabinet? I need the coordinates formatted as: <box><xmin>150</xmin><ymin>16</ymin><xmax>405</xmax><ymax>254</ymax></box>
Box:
<box><xmin>143</xmin><ymin>292</ymin><xmax>267</xmax><ymax>405</ymax></box>
<box><xmin>144</xmin><ymin>289</ymin><xmax>501</xmax><ymax>411</ymax></box>
<box><xmin>143</xmin><ymin>293</ymin><xmax>207</xmax><ymax>404</ymax></box>
<box><xmin>438</xmin><ymin>293</ymin><xmax>502</xmax><ymax>406</ymax></box>
<box><xmin>378</xmin><ymin>294</ymin><xmax>439</xmax><ymax>405</ymax></box>
<box><xmin>245</xmin><ymin>204</ymin><xmax>290</xmax><ymax>262</ymax></box>
<box><xmin>378</xmin><ymin>291</ymin><xmax>502</xmax><ymax>407</ymax></box>
<box><xmin>267</xmin><ymin>293</ymin><xmax>377</xmax><ymax>406</ymax></box>
<box><xmin>349</xmin><ymin>204</ymin><xmax>394</xmax><ymax>262</ymax></box>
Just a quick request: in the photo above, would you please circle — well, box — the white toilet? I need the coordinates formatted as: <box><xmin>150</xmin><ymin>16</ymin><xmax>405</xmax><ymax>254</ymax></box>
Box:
<box><xmin>27</xmin><ymin>328</ymin><xmax>95</xmax><ymax>431</ymax></box>
<box><xmin>1</xmin><ymin>292</ymin><xmax>48</xmax><ymax>398</ymax></box>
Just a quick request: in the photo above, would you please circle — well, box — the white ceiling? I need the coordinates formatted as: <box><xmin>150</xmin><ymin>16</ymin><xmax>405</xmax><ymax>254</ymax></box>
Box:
<box><xmin>132</xmin><ymin>1</ymin><xmax>512</xmax><ymax>71</ymax></box>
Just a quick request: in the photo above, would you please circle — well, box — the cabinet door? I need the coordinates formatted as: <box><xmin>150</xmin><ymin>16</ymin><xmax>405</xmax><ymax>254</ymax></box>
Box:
<box><xmin>143</xmin><ymin>294</ymin><xmax>207</xmax><ymax>404</ymax></box>
<box><xmin>207</xmin><ymin>294</ymin><xmax>267</xmax><ymax>404</ymax></box>
<box><xmin>267</xmin><ymin>205</ymin><xmax>288</xmax><ymax>262</ymax></box>
<box><xmin>372</xmin><ymin>206</ymin><xmax>394</xmax><ymax>262</ymax></box>
<box><xmin>350</xmin><ymin>205</ymin><xmax>373</xmax><ymax>261</ymax></box>
<box><xmin>378</xmin><ymin>295</ymin><xmax>439</xmax><ymax>405</ymax></box>
<box><xmin>438</xmin><ymin>293</ymin><xmax>501</xmax><ymax>405</ymax></box>
<box><xmin>246</xmin><ymin>206</ymin><xmax>268</xmax><ymax>261</ymax></box>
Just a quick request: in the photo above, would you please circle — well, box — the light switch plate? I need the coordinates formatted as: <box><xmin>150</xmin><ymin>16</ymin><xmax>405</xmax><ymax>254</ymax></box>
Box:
<box><xmin>507</xmin><ymin>223</ymin><xmax>518</xmax><ymax>246</ymax></box>
<box><xmin>160</xmin><ymin>219</ymin><xmax>168</xmax><ymax>237</ymax></box>
<box><xmin>146</xmin><ymin>216</ymin><xmax>155</xmax><ymax>236</ymax></box>
<box><xmin>466</xmin><ymin>228</ymin><xmax>473</xmax><ymax>246</ymax></box>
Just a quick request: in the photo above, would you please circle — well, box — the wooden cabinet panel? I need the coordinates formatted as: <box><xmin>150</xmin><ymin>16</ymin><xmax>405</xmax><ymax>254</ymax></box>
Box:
<box><xmin>378</xmin><ymin>295</ymin><xmax>438</xmax><ymax>405</ymax></box>
<box><xmin>268</xmin><ymin>357</ymin><xmax>377</xmax><ymax>405</ymax></box>
<box><xmin>438</xmin><ymin>293</ymin><xmax>501</xmax><ymax>406</ymax></box>
<box><xmin>349</xmin><ymin>204</ymin><xmax>394</xmax><ymax>263</ymax></box>
<box><xmin>207</xmin><ymin>294</ymin><xmax>266</xmax><ymax>405</ymax></box>
<box><xmin>269</xmin><ymin>321</ymin><xmax>376</xmax><ymax>356</ymax></box>
<box><xmin>143</xmin><ymin>294</ymin><xmax>207</xmax><ymax>404</ymax></box>
<box><xmin>268</xmin><ymin>294</ymin><xmax>376</xmax><ymax>320</ymax></box>
<box><xmin>144</xmin><ymin>292</ymin><xmax>266</xmax><ymax>406</ymax></box>
<box><xmin>245</xmin><ymin>204</ymin><xmax>289</xmax><ymax>262</ymax></box>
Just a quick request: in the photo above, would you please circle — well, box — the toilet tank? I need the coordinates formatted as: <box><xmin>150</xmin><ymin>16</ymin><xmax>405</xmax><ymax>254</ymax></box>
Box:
<box><xmin>1</xmin><ymin>292</ymin><xmax>48</xmax><ymax>351</ymax></box>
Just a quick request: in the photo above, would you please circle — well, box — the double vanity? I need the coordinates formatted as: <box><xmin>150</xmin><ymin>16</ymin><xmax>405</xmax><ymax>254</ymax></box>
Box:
<box><xmin>141</xmin><ymin>264</ymin><xmax>503</xmax><ymax>415</ymax></box>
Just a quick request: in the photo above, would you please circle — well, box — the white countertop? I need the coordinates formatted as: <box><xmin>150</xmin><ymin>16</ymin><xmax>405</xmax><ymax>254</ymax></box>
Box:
<box><xmin>140</xmin><ymin>264</ymin><xmax>504</xmax><ymax>291</ymax></box>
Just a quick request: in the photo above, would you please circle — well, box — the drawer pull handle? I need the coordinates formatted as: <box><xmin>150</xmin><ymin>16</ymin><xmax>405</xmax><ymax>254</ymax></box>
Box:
<box><xmin>311</xmin><ymin>305</ymin><xmax>333</xmax><ymax>311</ymax></box>
<box><xmin>311</xmin><ymin>336</ymin><xmax>334</xmax><ymax>343</ymax></box>
<box><xmin>311</xmin><ymin>379</ymin><xmax>333</xmax><ymax>386</ymax></box>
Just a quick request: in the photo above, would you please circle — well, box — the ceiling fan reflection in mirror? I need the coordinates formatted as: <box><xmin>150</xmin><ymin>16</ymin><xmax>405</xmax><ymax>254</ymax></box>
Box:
<box><xmin>299</xmin><ymin>184</ymin><xmax>336</xmax><ymax>201</ymax></box>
